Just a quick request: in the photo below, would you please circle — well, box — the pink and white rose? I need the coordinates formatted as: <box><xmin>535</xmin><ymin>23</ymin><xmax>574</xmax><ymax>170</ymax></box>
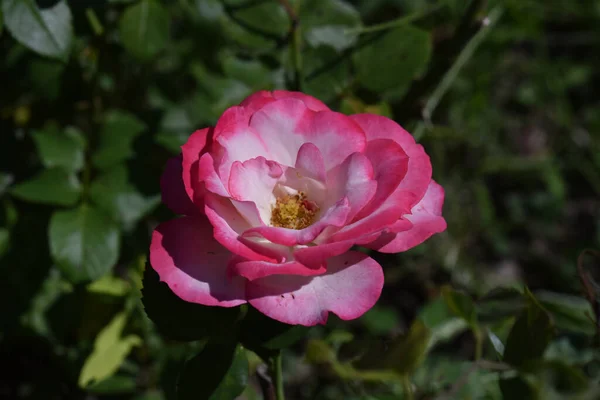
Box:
<box><xmin>151</xmin><ymin>90</ymin><xmax>446</xmax><ymax>326</ymax></box>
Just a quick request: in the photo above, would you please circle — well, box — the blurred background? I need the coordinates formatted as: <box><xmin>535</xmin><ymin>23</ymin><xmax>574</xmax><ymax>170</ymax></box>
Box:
<box><xmin>1</xmin><ymin>0</ymin><xmax>600</xmax><ymax>399</ymax></box>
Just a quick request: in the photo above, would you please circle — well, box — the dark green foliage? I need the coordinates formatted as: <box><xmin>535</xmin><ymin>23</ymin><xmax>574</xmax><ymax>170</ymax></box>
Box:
<box><xmin>1</xmin><ymin>0</ymin><xmax>600</xmax><ymax>399</ymax></box>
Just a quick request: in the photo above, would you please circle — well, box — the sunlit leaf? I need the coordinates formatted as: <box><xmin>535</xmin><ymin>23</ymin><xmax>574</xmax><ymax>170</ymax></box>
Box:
<box><xmin>11</xmin><ymin>168</ymin><xmax>81</xmax><ymax>206</ymax></box>
<box><xmin>300</xmin><ymin>0</ymin><xmax>361</xmax><ymax>52</ymax></box>
<box><xmin>31</xmin><ymin>125</ymin><xmax>85</xmax><ymax>171</ymax></box>
<box><xmin>79</xmin><ymin>311</ymin><xmax>141</xmax><ymax>387</ymax></box>
<box><xmin>2</xmin><ymin>0</ymin><xmax>73</xmax><ymax>60</ymax></box>
<box><xmin>87</xmin><ymin>275</ymin><xmax>130</xmax><ymax>297</ymax></box>
<box><xmin>49</xmin><ymin>204</ymin><xmax>120</xmax><ymax>283</ymax></box>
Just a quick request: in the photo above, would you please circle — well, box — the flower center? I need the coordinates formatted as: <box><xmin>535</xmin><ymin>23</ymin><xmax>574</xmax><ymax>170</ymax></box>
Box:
<box><xmin>270</xmin><ymin>191</ymin><xmax>318</xmax><ymax>230</ymax></box>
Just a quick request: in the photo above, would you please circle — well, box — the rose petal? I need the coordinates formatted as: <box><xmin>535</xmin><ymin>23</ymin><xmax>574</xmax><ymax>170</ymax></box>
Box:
<box><xmin>204</xmin><ymin>194</ymin><xmax>275</xmax><ymax>262</ymax></box>
<box><xmin>182</xmin><ymin>128</ymin><xmax>212</xmax><ymax>205</ymax></box>
<box><xmin>160</xmin><ymin>156</ymin><xmax>198</xmax><ymax>215</ymax></box>
<box><xmin>353</xmin><ymin>139</ymin><xmax>409</xmax><ymax>220</ymax></box>
<box><xmin>240</xmin><ymin>90</ymin><xmax>330</xmax><ymax>112</ymax></box>
<box><xmin>228</xmin><ymin>258</ymin><xmax>325</xmax><ymax>281</ymax></box>
<box><xmin>326</xmin><ymin>152</ymin><xmax>378</xmax><ymax>224</ymax></box>
<box><xmin>198</xmin><ymin>152</ymin><xmax>229</xmax><ymax>197</ymax></box>
<box><xmin>229</xmin><ymin>157</ymin><xmax>283</xmax><ymax>223</ymax></box>
<box><xmin>293</xmin><ymin>239</ymin><xmax>355</xmax><ymax>270</ymax></box>
<box><xmin>149</xmin><ymin>216</ymin><xmax>246</xmax><ymax>307</ymax></box>
<box><xmin>272</xmin><ymin>90</ymin><xmax>330</xmax><ymax>111</ymax></box>
<box><xmin>367</xmin><ymin>180</ymin><xmax>447</xmax><ymax>253</ymax></box>
<box><xmin>247</xmin><ymin>251</ymin><xmax>384</xmax><ymax>326</ymax></box>
<box><xmin>350</xmin><ymin>114</ymin><xmax>431</xmax><ymax>205</ymax></box>
<box><xmin>249</xmin><ymin>98</ymin><xmax>366</xmax><ymax>169</ymax></box>
<box><xmin>295</xmin><ymin>143</ymin><xmax>326</xmax><ymax>183</ymax></box>
<box><xmin>212</xmin><ymin>106</ymin><xmax>272</xmax><ymax>181</ymax></box>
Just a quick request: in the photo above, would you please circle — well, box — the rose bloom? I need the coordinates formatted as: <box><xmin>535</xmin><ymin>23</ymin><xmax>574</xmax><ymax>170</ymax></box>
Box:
<box><xmin>151</xmin><ymin>90</ymin><xmax>446</xmax><ymax>326</ymax></box>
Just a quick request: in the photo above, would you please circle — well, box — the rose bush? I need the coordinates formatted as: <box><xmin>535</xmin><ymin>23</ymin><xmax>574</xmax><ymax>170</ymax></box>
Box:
<box><xmin>150</xmin><ymin>90</ymin><xmax>446</xmax><ymax>326</ymax></box>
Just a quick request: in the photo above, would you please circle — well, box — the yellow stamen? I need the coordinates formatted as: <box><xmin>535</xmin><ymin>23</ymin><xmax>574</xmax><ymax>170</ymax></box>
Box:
<box><xmin>270</xmin><ymin>192</ymin><xmax>318</xmax><ymax>230</ymax></box>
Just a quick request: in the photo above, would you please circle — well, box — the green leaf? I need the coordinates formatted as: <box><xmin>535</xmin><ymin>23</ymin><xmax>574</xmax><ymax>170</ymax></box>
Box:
<box><xmin>360</xmin><ymin>305</ymin><xmax>400</xmax><ymax>335</ymax></box>
<box><xmin>133</xmin><ymin>391</ymin><xmax>164</xmax><ymax>400</ymax></box>
<box><xmin>413</xmin><ymin>357</ymin><xmax>501</xmax><ymax>399</ymax></box>
<box><xmin>542</xmin><ymin>361</ymin><xmax>589</xmax><ymax>394</ymax></box>
<box><xmin>86</xmin><ymin>375</ymin><xmax>137</xmax><ymax>394</ymax></box>
<box><xmin>219</xmin><ymin>52</ymin><xmax>274</xmax><ymax>88</ymax></box>
<box><xmin>79</xmin><ymin>311</ymin><xmax>141</xmax><ymax>387</ymax></box>
<box><xmin>118</xmin><ymin>0</ymin><xmax>170</xmax><ymax>60</ymax></box>
<box><xmin>2</xmin><ymin>0</ymin><xmax>73</xmax><ymax>61</ymax></box>
<box><xmin>499</xmin><ymin>376</ymin><xmax>540</xmax><ymax>400</ymax></box>
<box><xmin>29</xmin><ymin>58</ymin><xmax>65</xmax><ymax>100</ymax></box>
<box><xmin>477</xmin><ymin>286</ymin><xmax>525</xmax><ymax>322</ymax></box>
<box><xmin>31</xmin><ymin>125</ymin><xmax>85</xmax><ymax>172</ymax></box>
<box><xmin>304</xmin><ymin>45</ymin><xmax>351</xmax><ymax>103</ymax></box>
<box><xmin>300</xmin><ymin>0</ymin><xmax>362</xmax><ymax>52</ymax></box>
<box><xmin>503</xmin><ymin>289</ymin><xmax>554</xmax><ymax>369</ymax></box>
<box><xmin>11</xmin><ymin>167</ymin><xmax>81</xmax><ymax>206</ymax></box>
<box><xmin>535</xmin><ymin>290</ymin><xmax>595</xmax><ymax>335</ymax></box>
<box><xmin>418</xmin><ymin>296</ymin><xmax>469</xmax><ymax>350</ymax></box>
<box><xmin>190</xmin><ymin>63</ymin><xmax>252</xmax><ymax>116</ymax></box>
<box><xmin>239</xmin><ymin>307</ymin><xmax>309</xmax><ymax>357</ymax></box>
<box><xmin>90</xmin><ymin>165</ymin><xmax>160</xmax><ymax>230</ymax></box>
<box><xmin>87</xmin><ymin>275</ymin><xmax>130</xmax><ymax>297</ymax></box>
<box><xmin>141</xmin><ymin>265</ymin><xmax>243</xmax><ymax>341</ymax></box>
<box><xmin>194</xmin><ymin>0</ymin><xmax>224</xmax><ymax>22</ymax></box>
<box><xmin>441</xmin><ymin>286</ymin><xmax>477</xmax><ymax>327</ymax></box>
<box><xmin>383</xmin><ymin>319</ymin><xmax>431</xmax><ymax>375</ymax></box>
<box><xmin>177</xmin><ymin>341</ymin><xmax>248</xmax><ymax>400</ymax></box>
<box><xmin>354</xmin><ymin>25</ymin><xmax>431</xmax><ymax>93</ymax></box>
<box><xmin>0</xmin><ymin>172</ymin><xmax>13</xmax><ymax>196</ymax></box>
<box><xmin>49</xmin><ymin>204</ymin><xmax>120</xmax><ymax>284</ymax></box>
<box><xmin>220</xmin><ymin>0</ymin><xmax>289</xmax><ymax>51</ymax></box>
<box><xmin>92</xmin><ymin>111</ymin><xmax>145</xmax><ymax>169</ymax></box>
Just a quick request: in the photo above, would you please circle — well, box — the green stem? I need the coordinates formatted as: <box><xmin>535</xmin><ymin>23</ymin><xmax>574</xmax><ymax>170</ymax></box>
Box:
<box><xmin>402</xmin><ymin>375</ymin><xmax>414</xmax><ymax>400</ymax></box>
<box><xmin>346</xmin><ymin>4</ymin><xmax>442</xmax><ymax>35</ymax></box>
<box><xmin>422</xmin><ymin>6</ymin><xmax>504</xmax><ymax>124</ymax></box>
<box><xmin>85</xmin><ymin>8</ymin><xmax>104</xmax><ymax>36</ymax></box>
<box><xmin>270</xmin><ymin>351</ymin><xmax>285</xmax><ymax>400</ymax></box>
<box><xmin>291</xmin><ymin>23</ymin><xmax>302</xmax><ymax>91</ymax></box>
<box><xmin>278</xmin><ymin>0</ymin><xmax>302</xmax><ymax>91</ymax></box>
